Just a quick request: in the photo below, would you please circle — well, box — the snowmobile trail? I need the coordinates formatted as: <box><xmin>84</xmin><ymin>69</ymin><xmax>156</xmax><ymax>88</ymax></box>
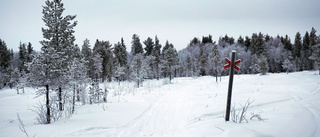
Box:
<box><xmin>116</xmin><ymin>78</ymin><xmax>212</xmax><ymax>137</ymax></box>
<box><xmin>278</xmin><ymin>84</ymin><xmax>320</xmax><ymax>137</ymax></box>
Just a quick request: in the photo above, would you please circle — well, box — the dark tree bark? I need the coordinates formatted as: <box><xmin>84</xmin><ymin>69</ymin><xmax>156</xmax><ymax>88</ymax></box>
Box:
<box><xmin>46</xmin><ymin>84</ymin><xmax>50</xmax><ymax>124</ymax></box>
<box><xmin>72</xmin><ymin>84</ymin><xmax>75</xmax><ymax>114</ymax></box>
<box><xmin>58</xmin><ymin>87</ymin><xmax>63</xmax><ymax>111</ymax></box>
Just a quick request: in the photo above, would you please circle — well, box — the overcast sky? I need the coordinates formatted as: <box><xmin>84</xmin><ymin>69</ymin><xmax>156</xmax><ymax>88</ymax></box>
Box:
<box><xmin>1</xmin><ymin>0</ymin><xmax>319</xmax><ymax>52</ymax></box>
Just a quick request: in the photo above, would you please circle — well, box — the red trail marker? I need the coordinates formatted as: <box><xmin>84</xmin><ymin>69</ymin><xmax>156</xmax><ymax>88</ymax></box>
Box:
<box><xmin>224</xmin><ymin>58</ymin><xmax>241</xmax><ymax>71</ymax></box>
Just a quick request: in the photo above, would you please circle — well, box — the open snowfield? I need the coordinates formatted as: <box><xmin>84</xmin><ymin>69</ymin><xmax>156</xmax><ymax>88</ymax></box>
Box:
<box><xmin>0</xmin><ymin>71</ymin><xmax>319</xmax><ymax>137</ymax></box>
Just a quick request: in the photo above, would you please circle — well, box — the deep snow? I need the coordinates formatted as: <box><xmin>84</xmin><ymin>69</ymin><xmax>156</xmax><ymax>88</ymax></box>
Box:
<box><xmin>0</xmin><ymin>71</ymin><xmax>319</xmax><ymax>137</ymax></box>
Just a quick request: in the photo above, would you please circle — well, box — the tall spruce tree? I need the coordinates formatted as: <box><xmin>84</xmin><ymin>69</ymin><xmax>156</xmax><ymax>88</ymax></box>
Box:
<box><xmin>294</xmin><ymin>32</ymin><xmax>302</xmax><ymax>71</ymax></box>
<box><xmin>114</xmin><ymin>38</ymin><xmax>128</xmax><ymax>81</ymax></box>
<box><xmin>152</xmin><ymin>36</ymin><xmax>162</xmax><ymax>80</ymax></box>
<box><xmin>93</xmin><ymin>40</ymin><xmax>113</xmax><ymax>82</ymax></box>
<box><xmin>302</xmin><ymin>31</ymin><xmax>311</xmax><ymax>70</ymax></box>
<box><xmin>18</xmin><ymin>42</ymin><xmax>27</xmax><ymax>72</ymax></box>
<box><xmin>131</xmin><ymin>34</ymin><xmax>144</xmax><ymax>56</ymax></box>
<box><xmin>281</xmin><ymin>35</ymin><xmax>293</xmax><ymax>52</ymax></box>
<box><xmin>144</xmin><ymin>37</ymin><xmax>154</xmax><ymax>56</ymax></box>
<box><xmin>244</xmin><ymin>36</ymin><xmax>251</xmax><ymax>51</ymax></box>
<box><xmin>309</xmin><ymin>44</ymin><xmax>320</xmax><ymax>74</ymax></box>
<box><xmin>210</xmin><ymin>45</ymin><xmax>222</xmax><ymax>82</ymax></box>
<box><xmin>0</xmin><ymin>39</ymin><xmax>11</xmax><ymax>89</ymax></box>
<box><xmin>29</xmin><ymin>0</ymin><xmax>78</xmax><ymax>122</ymax></box>
<box><xmin>237</xmin><ymin>36</ymin><xmax>244</xmax><ymax>45</ymax></box>
<box><xmin>198</xmin><ymin>44</ymin><xmax>207</xmax><ymax>76</ymax></box>
<box><xmin>113</xmin><ymin>38</ymin><xmax>128</xmax><ymax>67</ymax></box>
<box><xmin>309</xmin><ymin>27</ymin><xmax>318</xmax><ymax>46</ymax></box>
<box><xmin>162</xmin><ymin>44</ymin><xmax>179</xmax><ymax>83</ymax></box>
<box><xmin>41</xmin><ymin>0</ymin><xmax>77</xmax><ymax>111</ymax></box>
<box><xmin>250</xmin><ymin>32</ymin><xmax>265</xmax><ymax>56</ymax></box>
<box><xmin>27</xmin><ymin>42</ymin><xmax>34</xmax><ymax>63</ymax></box>
<box><xmin>81</xmin><ymin>39</ymin><xmax>94</xmax><ymax>79</ymax></box>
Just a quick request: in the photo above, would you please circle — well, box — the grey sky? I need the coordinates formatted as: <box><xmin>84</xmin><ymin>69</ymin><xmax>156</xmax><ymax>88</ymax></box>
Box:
<box><xmin>1</xmin><ymin>0</ymin><xmax>319</xmax><ymax>52</ymax></box>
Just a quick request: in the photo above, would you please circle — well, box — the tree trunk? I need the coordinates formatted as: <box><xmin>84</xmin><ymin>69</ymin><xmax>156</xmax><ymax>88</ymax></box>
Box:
<box><xmin>215</xmin><ymin>69</ymin><xmax>218</xmax><ymax>82</ymax></box>
<box><xmin>76</xmin><ymin>85</ymin><xmax>80</xmax><ymax>102</ymax></box>
<box><xmin>157</xmin><ymin>66</ymin><xmax>160</xmax><ymax>80</ymax></box>
<box><xmin>169</xmin><ymin>65</ymin><xmax>172</xmax><ymax>83</ymax></box>
<box><xmin>58</xmin><ymin>87</ymin><xmax>63</xmax><ymax>111</ymax></box>
<box><xmin>103</xmin><ymin>88</ymin><xmax>107</xmax><ymax>103</ymax></box>
<box><xmin>46</xmin><ymin>84</ymin><xmax>50</xmax><ymax>124</ymax></box>
<box><xmin>72</xmin><ymin>84</ymin><xmax>75</xmax><ymax>114</ymax></box>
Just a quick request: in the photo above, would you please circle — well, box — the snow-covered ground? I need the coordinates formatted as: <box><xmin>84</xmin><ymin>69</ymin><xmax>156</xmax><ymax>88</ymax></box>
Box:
<box><xmin>0</xmin><ymin>71</ymin><xmax>319</xmax><ymax>137</ymax></box>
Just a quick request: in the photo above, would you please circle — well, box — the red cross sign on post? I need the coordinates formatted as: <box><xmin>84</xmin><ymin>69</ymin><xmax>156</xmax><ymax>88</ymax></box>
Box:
<box><xmin>224</xmin><ymin>51</ymin><xmax>241</xmax><ymax>121</ymax></box>
<box><xmin>224</xmin><ymin>58</ymin><xmax>241</xmax><ymax>71</ymax></box>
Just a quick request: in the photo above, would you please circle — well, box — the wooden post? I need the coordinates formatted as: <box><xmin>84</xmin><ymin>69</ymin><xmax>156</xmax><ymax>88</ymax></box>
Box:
<box><xmin>225</xmin><ymin>51</ymin><xmax>236</xmax><ymax>121</ymax></box>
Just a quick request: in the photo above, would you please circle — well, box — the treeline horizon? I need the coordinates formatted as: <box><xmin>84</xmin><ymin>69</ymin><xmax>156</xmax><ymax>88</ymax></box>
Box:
<box><xmin>1</xmin><ymin>27</ymin><xmax>320</xmax><ymax>80</ymax></box>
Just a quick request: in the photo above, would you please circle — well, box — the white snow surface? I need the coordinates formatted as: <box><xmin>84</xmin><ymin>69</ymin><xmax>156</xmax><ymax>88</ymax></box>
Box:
<box><xmin>0</xmin><ymin>71</ymin><xmax>320</xmax><ymax>137</ymax></box>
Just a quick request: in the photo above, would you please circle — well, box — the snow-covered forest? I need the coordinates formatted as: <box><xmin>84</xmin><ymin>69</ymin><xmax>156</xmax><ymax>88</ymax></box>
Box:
<box><xmin>0</xmin><ymin>0</ymin><xmax>320</xmax><ymax>136</ymax></box>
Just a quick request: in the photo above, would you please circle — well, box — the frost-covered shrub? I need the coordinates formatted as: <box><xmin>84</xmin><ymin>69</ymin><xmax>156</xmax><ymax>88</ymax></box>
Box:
<box><xmin>162</xmin><ymin>78</ymin><xmax>170</xmax><ymax>85</ymax></box>
<box><xmin>231</xmin><ymin>99</ymin><xmax>254</xmax><ymax>123</ymax></box>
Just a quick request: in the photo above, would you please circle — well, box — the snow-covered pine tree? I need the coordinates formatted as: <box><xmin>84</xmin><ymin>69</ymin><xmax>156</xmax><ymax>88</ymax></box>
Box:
<box><xmin>143</xmin><ymin>37</ymin><xmax>155</xmax><ymax>79</ymax></box>
<box><xmin>0</xmin><ymin>39</ymin><xmax>12</xmax><ymax>89</ymax></box>
<box><xmin>186</xmin><ymin>55</ymin><xmax>192</xmax><ymax>77</ymax></box>
<box><xmin>237</xmin><ymin>36</ymin><xmax>244</xmax><ymax>45</ymax></box>
<box><xmin>131</xmin><ymin>34</ymin><xmax>144</xmax><ymax>56</ymax></box>
<box><xmin>309</xmin><ymin>44</ymin><xmax>320</xmax><ymax>74</ymax></box>
<box><xmin>209</xmin><ymin>44</ymin><xmax>222</xmax><ymax>82</ymax></box>
<box><xmin>144</xmin><ymin>37</ymin><xmax>154</xmax><ymax>56</ymax></box>
<box><xmin>10</xmin><ymin>68</ymin><xmax>20</xmax><ymax>93</ymax></box>
<box><xmin>18</xmin><ymin>42</ymin><xmax>27</xmax><ymax>72</ymax></box>
<box><xmin>308</xmin><ymin>28</ymin><xmax>318</xmax><ymax>72</ymax></box>
<box><xmin>294</xmin><ymin>32</ymin><xmax>302</xmax><ymax>71</ymax></box>
<box><xmin>68</xmin><ymin>58</ymin><xmax>88</xmax><ymax>112</ymax></box>
<box><xmin>249</xmin><ymin>54</ymin><xmax>260</xmax><ymax>74</ymax></box>
<box><xmin>114</xmin><ymin>38</ymin><xmax>128</xmax><ymax>67</ymax></box>
<box><xmin>27</xmin><ymin>46</ymin><xmax>60</xmax><ymax>124</ymax></box>
<box><xmin>27</xmin><ymin>42</ymin><xmax>34</xmax><ymax>63</ymax></box>
<box><xmin>40</xmin><ymin>0</ymin><xmax>77</xmax><ymax>111</ymax></box>
<box><xmin>161</xmin><ymin>41</ymin><xmax>173</xmax><ymax>78</ymax></box>
<box><xmin>114</xmin><ymin>38</ymin><xmax>128</xmax><ymax>81</ymax></box>
<box><xmin>259</xmin><ymin>55</ymin><xmax>269</xmax><ymax>75</ymax></box>
<box><xmin>250</xmin><ymin>32</ymin><xmax>265</xmax><ymax>56</ymax></box>
<box><xmin>162</xmin><ymin>45</ymin><xmax>179</xmax><ymax>83</ymax></box>
<box><xmin>152</xmin><ymin>36</ymin><xmax>162</xmax><ymax>80</ymax></box>
<box><xmin>93</xmin><ymin>53</ymin><xmax>103</xmax><ymax>82</ymax></box>
<box><xmin>130</xmin><ymin>54</ymin><xmax>144</xmax><ymax>87</ymax></box>
<box><xmin>144</xmin><ymin>55</ymin><xmax>155</xmax><ymax>79</ymax></box>
<box><xmin>199</xmin><ymin>44</ymin><xmax>208</xmax><ymax>76</ymax></box>
<box><xmin>114</xmin><ymin>64</ymin><xmax>126</xmax><ymax>84</ymax></box>
<box><xmin>93</xmin><ymin>40</ymin><xmax>113</xmax><ymax>82</ymax></box>
<box><xmin>81</xmin><ymin>39</ymin><xmax>94</xmax><ymax>79</ymax></box>
<box><xmin>265</xmin><ymin>37</ymin><xmax>291</xmax><ymax>73</ymax></box>
<box><xmin>89</xmin><ymin>54</ymin><xmax>103</xmax><ymax>104</ymax></box>
<box><xmin>302</xmin><ymin>31</ymin><xmax>311</xmax><ymax>70</ymax></box>
<box><xmin>282</xmin><ymin>59</ymin><xmax>294</xmax><ymax>74</ymax></box>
